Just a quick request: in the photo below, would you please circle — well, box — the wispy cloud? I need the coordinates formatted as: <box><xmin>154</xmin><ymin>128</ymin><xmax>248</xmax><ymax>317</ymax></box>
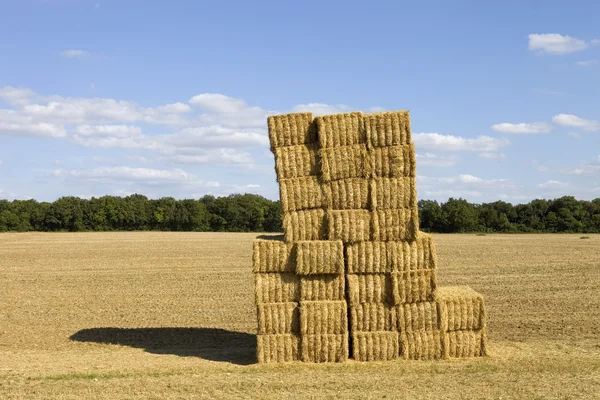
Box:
<box><xmin>575</xmin><ymin>60</ymin><xmax>599</xmax><ymax>67</ymax></box>
<box><xmin>491</xmin><ymin>122</ymin><xmax>553</xmax><ymax>134</ymax></box>
<box><xmin>528</xmin><ymin>33</ymin><xmax>590</xmax><ymax>55</ymax></box>
<box><xmin>413</xmin><ymin>133</ymin><xmax>510</xmax><ymax>154</ymax></box>
<box><xmin>552</xmin><ymin>114</ymin><xmax>600</xmax><ymax>131</ymax></box>
<box><xmin>60</xmin><ymin>49</ymin><xmax>90</xmax><ymax>59</ymax></box>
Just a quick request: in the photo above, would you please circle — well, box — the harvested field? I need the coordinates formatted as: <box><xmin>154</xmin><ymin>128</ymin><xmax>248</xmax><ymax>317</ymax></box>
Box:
<box><xmin>1</xmin><ymin>232</ymin><xmax>600</xmax><ymax>399</ymax></box>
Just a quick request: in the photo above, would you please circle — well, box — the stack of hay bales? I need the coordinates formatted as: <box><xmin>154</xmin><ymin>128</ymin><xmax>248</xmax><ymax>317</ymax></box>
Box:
<box><xmin>252</xmin><ymin>110</ymin><xmax>487</xmax><ymax>363</ymax></box>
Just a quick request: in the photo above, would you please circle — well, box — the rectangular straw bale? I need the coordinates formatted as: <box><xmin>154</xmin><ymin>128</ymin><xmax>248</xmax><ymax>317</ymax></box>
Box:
<box><xmin>315</xmin><ymin>112</ymin><xmax>365</xmax><ymax>148</ymax></box>
<box><xmin>300</xmin><ymin>274</ymin><xmax>345</xmax><ymax>301</ymax></box>
<box><xmin>395</xmin><ymin>301</ymin><xmax>441</xmax><ymax>332</ymax></box>
<box><xmin>346</xmin><ymin>241</ymin><xmax>394</xmax><ymax>274</ymax></box>
<box><xmin>279</xmin><ymin>176</ymin><xmax>326</xmax><ymax>213</ymax></box>
<box><xmin>392</xmin><ymin>269</ymin><xmax>437</xmax><ymax>304</ymax></box>
<box><xmin>300</xmin><ymin>300</ymin><xmax>348</xmax><ymax>334</ymax></box>
<box><xmin>256</xmin><ymin>334</ymin><xmax>300</xmax><ymax>363</ymax></box>
<box><xmin>301</xmin><ymin>333</ymin><xmax>349</xmax><ymax>363</ymax></box>
<box><xmin>437</xmin><ymin>286</ymin><xmax>486</xmax><ymax>332</ymax></box>
<box><xmin>347</xmin><ymin>273</ymin><xmax>393</xmax><ymax>305</ymax></box>
<box><xmin>328</xmin><ymin>209</ymin><xmax>371</xmax><ymax>243</ymax></box>
<box><xmin>324</xmin><ymin>178</ymin><xmax>369</xmax><ymax>210</ymax></box>
<box><xmin>446</xmin><ymin>329</ymin><xmax>487</xmax><ymax>358</ymax></box>
<box><xmin>267</xmin><ymin>112</ymin><xmax>317</xmax><ymax>149</ymax></box>
<box><xmin>350</xmin><ymin>303</ymin><xmax>396</xmax><ymax>332</ymax></box>
<box><xmin>255</xmin><ymin>273</ymin><xmax>300</xmax><ymax>303</ymax></box>
<box><xmin>400</xmin><ymin>330</ymin><xmax>447</xmax><ymax>360</ymax></box>
<box><xmin>364</xmin><ymin>110</ymin><xmax>411</xmax><ymax>148</ymax></box>
<box><xmin>320</xmin><ymin>144</ymin><xmax>371</xmax><ymax>182</ymax></box>
<box><xmin>353</xmin><ymin>331</ymin><xmax>399</xmax><ymax>361</ymax></box>
<box><xmin>257</xmin><ymin>302</ymin><xmax>300</xmax><ymax>335</ymax></box>
<box><xmin>274</xmin><ymin>143</ymin><xmax>320</xmax><ymax>181</ymax></box>
<box><xmin>370</xmin><ymin>144</ymin><xmax>416</xmax><ymax>178</ymax></box>
<box><xmin>283</xmin><ymin>209</ymin><xmax>327</xmax><ymax>242</ymax></box>
<box><xmin>372</xmin><ymin>208</ymin><xmax>418</xmax><ymax>242</ymax></box>
<box><xmin>370</xmin><ymin>177</ymin><xmax>417</xmax><ymax>210</ymax></box>
<box><xmin>295</xmin><ymin>240</ymin><xmax>344</xmax><ymax>275</ymax></box>
<box><xmin>252</xmin><ymin>239</ymin><xmax>294</xmax><ymax>273</ymax></box>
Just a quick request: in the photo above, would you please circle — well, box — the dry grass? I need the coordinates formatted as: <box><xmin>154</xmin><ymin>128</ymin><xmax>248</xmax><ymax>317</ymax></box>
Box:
<box><xmin>1</xmin><ymin>232</ymin><xmax>600</xmax><ymax>399</ymax></box>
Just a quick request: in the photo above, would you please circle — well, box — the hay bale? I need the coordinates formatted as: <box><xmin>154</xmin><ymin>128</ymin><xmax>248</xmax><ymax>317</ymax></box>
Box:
<box><xmin>395</xmin><ymin>301</ymin><xmax>440</xmax><ymax>332</ymax></box>
<box><xmin>370</xmin><ymin>177</ymin><xmax>417</xmax><ymax>210</ymax></box>
<box><xmin>283</xmin><ymin>209</ymin><xmax>327</xmax><ymax>242</ymax></box>
<box><xmin>257</xmin><ymin>302</ymin><xmax>300</xmax><ymax>335</ymax></box>
<box><xmin>274</xmin><ymin>143</ymin><xmax>320</xmax><ymax>181</ymax></box>
<box><xmin>350</xmin><ymin>303</ymin><xmax>396</xmax><ymax>332</ymax></box>
<box><xmin>364</xmin><ymin>110</ymin><xmax>411</xmax><ymax>148</ymax></box>
<box><xmin>437</xmin><ymin>286</ymin><xmax>486</xmax><ymax>332</ymax></box>
<box><xmin>325</xmin><ymin>178</ymin><xmax>369</xmax><ymax>210</ymax></box>
<box><xmin>301</xmin><ymin>333</ymin><xmax>349</xmax><ymax>363</ymax></box>
<box><xmin>256</xmin><ymin>333</ymin><xmax>300</xmax><ymax>363</ymax></box>
<box><xmin>328</xmin><ymin>209</ymin><xmax>371</xmax><ymax>243</ymax></box>
<box><xmin>279</xmin><ymin>176</ymin><xmax>326</xmax><ymax>213</ymax></box>
<box><xmin>392</xmin><ymin>269</ymin><xmax>437</xmax><ymax>304</ymax></box>
<box><xmin>268</xmin><ymin>112</ymin><xmax>317</xmax><ymax>150</ymax></box>
<box><xmin>315</xmin><ymin>112</ymin><xmax>365</xmax><ymax>148</ymax></box>
<box><xmin>255</xmin><ymin>273</ymin><xmax>300</xmax><ymax>303</ymax></box>
<box><xmin>320</xmin><ymin>144</ymin><xmax>371</xmax><ymax>182</ymax></box>
<box><xmin>252</xmin><ymin>239</ymin><xmax>294</xmax><ymax>273</ymax></box>
<box><xmin>446</xmin><ymin>329</ymin><xmax>487</xmax><ymax>358</ymax></box>
<box><xmin>295</xmin><ymin>240</ymin><xmax>344</xmax><ymax>275</ymax></box>
<box><xmin>370</xmin><ymin>144</ymin><xmax>416</xmax><ymax>178</ymax></box>
<box><xmin>300</xmin><ymin>300</ymin><xmax>348</xmax><ymax>334</ymax></box>
<box><xmin>347</xmin><ymin>273</ymin><xmax>393</xmax><ymax>304</ymax></box>
<box><xmin>352</xmin><ymin>331</ymin><xmax>399</xmax><ymax>361</ymax></box>
<box><xmin>372</xmin><ymin>208</ymin><xmax>418</xmax><ymax>242</ymax></box>
<box><xmin>300</xmin><ymin>274</ymin><xmax>345</xmax><ymax>301</ymax></box>
<box><xmin>400</xmin><ymin>330</ymin><xmax>447</xmax><ymax>360</ymax></box>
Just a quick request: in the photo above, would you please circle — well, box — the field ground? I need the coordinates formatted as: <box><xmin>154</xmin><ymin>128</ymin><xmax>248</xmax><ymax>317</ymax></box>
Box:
<box><xmin>1</xmin><ymin>232</ymin><xmax>599</xmax><ymax>399</ymax></box>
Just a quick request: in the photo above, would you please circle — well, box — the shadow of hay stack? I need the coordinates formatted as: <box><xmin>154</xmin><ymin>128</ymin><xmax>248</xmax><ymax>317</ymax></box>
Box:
<box><xmin>70</xmin><ymin>327</ymin><xmax>256</xmax><ymax>365</ymax></box>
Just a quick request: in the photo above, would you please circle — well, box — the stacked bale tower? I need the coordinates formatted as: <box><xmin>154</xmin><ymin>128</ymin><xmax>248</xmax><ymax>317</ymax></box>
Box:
<box><xmin>253</xmin><ymin>111</ymin><xmax>487</xmax><ymax>363</ymax></box>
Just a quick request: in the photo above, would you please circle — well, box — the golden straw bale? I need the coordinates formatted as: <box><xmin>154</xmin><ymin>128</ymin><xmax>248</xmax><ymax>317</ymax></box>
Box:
<box><xmin>300</xmin><ymin>300</ymin><xmax>348</xmax><ymax>335</ymax></box>
<box><xmin>363</xmin><ymin>110</ymin><xmax>411</xmax><ymax>148</ymax></box>
<box><xmin>395</xmin><ymin>301</ymin><xmax>441</xmax><ymax>332</ymax></box>
<box><xmin>346</xmin><ymin>241</ymin><xmax>394</xmax><ymax>274</ymax></box>
<box><xmin>446</xmin><ymin>329</ymin><xmax>487</xmax><ymax>358</ymax></box>
<box><xmin>267</xmin><ymin>112</ymin><xmax>317</xmax><ymax>150</ymax></box>
<box><xmin>400</xmin><ymin>330</ymin><xmax>447</xmax><ymax>360</ymax></box>
<box><xmin>315</xmin><ymin>112</ymin><xmax>365</xmax><ymax>148</ymax></box>
<box><xmin>256</xmin><ymin>333</ymin><xmax>300</xmax><ymax>363</ymax></box>
<box><xmin>352</xmin><ymin>331</ymin><xmax>399</xmax><ymax>361</ymax></box>
<box><xmin>392</xmin><ymin>269</ymin><xmax>437</xmax><ymax>304</ymax></box>
<box><xmin>300</xmin><ymin>274</ymin><xmax>345</xmax><ymax>301</ymax></box>
<box><xmin>324</xmin><ymin>178</ymin><xmax>369</xmax><ymax>210</ymax></box>
<box><xmin>295</xmin><ymin>240</ymin><xmax>344</xmax><ymax>275</ymax></box>
<box><xmin>370</xmin><ymin>144</ymin><xmax>416</xmax><ymax>178</ymax></box>
<box><xmin>252</xmin><ymin>239</ymin><xmax>294</xmax><ymax>273</ymax></box>
<box><xmin>350</xmin><ymin>303</ymin><xmax>396</xmax><ymax>332</ymax></box>
<box><xmin>437</xmin><ymin>286</ymin><xmax>486</xmax><ymax>332</ymax></box>
<box><xmin>347</xmin><ymin>273</ymin><xmax>393</xmax><ymax>304</ymax></box>
<box><xmin>370</xmin><ymin>177</ymin><xmax>417</xmax><ymax>210</ymax></box>
<box><xmin>283</xmin><ymin>209</ymin><xmax>327</xmax><ymax>242</ymax></box>
<box><xmin>279</xmin><ymin>176</ymin><xmax>326</xmax><ymax>213</ymax></box>
<box><xmin>274</xmin><ymin>143</ymin><xmax>320</xmax><ymax>181</ymax></box>
<box><xmin>320</xmin><ymin>144</ymin><xmax>371</xmax><ymax>182</ymax></box>
<box><xmin>372</xmin><ymin>208</ymin><xmax>419</xmax><ymax>242</ymax></box>
<box><xmin>328</xmin><ymin>209</ymin><xmax>371</xmax><ymax>243</ymax></box>
<box><xmin>255</xmin><ymin>273</ymin><xmax>300</xmax><ymax>303</ymax></box>
<box><xmin>256</xmin><ymin>302</ymin><xmax>300</xmax><ymax>335</ymax></box>
<box><xmin>301</xmin><ymin>333</ymin><xmax>349</xmax><ymax>363</ymax></box>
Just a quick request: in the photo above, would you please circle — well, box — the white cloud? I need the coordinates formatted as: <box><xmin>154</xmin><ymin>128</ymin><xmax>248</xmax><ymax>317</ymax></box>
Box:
<box><xmin>418</xmin><ymin>174</ymin><xmax>514</xmax><ymax>187</ymax></box>
<box><xmin>568</xmin><ymin>132</ymin><xmax>582</xmax><ymax>139</ymax></box>
<box><xmin>155</xmin><ymin>102</ymin><xmax>192</xmax><ymax>114</ymax></box>
<box><xmin>479</xmin><ymin>152</ymin><xmax>505</xmax><ymax>159</ymax></box>
<box><xmin>0</xmin><ymin>86</ymin><xmax>35</xmax><ymax>105</ymax></box>
<box><xmin>537</xmin><ymin>180</ymin><xmax>569</xmax><ymax>189</ymax></box>
<box><xmin>552</xmin><ymin>114</ymin><xmax>600</xmax><ymax>131</ymax></box>
<box><xmin>74</xmin><ymin>124</ymin><xmax>142</xmax><ymax>137</ymax></box>
<box><xmin>247</xmin><ymin>184</ymin><xmax>260</xmax><ymax>188</ymax></box>
<box><xmin>291</xmin><ymin>103</ymin><xmax>355</xmax><ymax>116</ymax></box>
<box><xmin>189</xmin><ymin>93</ymin><xmax>249</xmax><ymax>114</ymax></box>
<box><xmin>569</xmin><ymin>156</ymin><xmax>600</xmax><ymax>175</ymax></box>
<box><xmin>528</xmin><ymin>34</ymin><xmax>589</xmax><ymax>55</ymax></box>
<box><xmin>416</xmin><ymin>153</ymin><xmax>460</xmax><ymax>168</ymax></box>
<box><xmin>413</xmin><ymin>133</ymin><xmax>510</xmax><ymax>153</ymax></box>
<box><xmin>60</xmin><ymin>49</ymin><xmax>90</xmax><ymax>59</ymax></box>
<box><xmin>576</xmin><ymin>60</ymin><xmax>599</xmax><ymax>67</ymax></box>
<box><xmin>491</xmin><ymin>122</ymin><xmax>553</xmax><ymax>134</ymax></box>
<box><xmin>0</xmin><ymin>110</ymin><xmax>66</xmax><ymax>137</ymax></box>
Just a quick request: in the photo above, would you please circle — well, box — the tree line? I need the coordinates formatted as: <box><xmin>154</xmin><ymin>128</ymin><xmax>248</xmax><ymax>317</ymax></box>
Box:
<box><xmin>0</xmin><ymin>194</ymin><xmax>599</xmax><ymax>233</ymax></box>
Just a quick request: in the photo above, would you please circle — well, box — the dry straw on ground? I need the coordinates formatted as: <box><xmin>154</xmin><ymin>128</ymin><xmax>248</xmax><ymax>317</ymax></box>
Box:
<box><xmin>328</xmin><ymin>209</ymin><xmax>371</xmax><ymax>243</ymax></box>
<box><xmin>279</xmin><ymin>176</ymin><xmax>326</xmax><ymax>213</ymax></box>
<box><xmin>295</xmin><ymin>240</ymin><xmax>344</xmax><ymax>275</ymax></box>
<box><xmin>400</xmin><ymin>330</ymin><xmax>446</xmax><ymax>360</ymax></box>
<box><xmin>254</xmin><ymin>273</ymin><xmax>300</xmax><ymax>303</ymax></box>
<box><xmin>395</xmin><ymin>301</ymin><xmax>440</xmax><ymax>332</ymax></box>
<box><xmin>267</xmin><ymin>112</ymin><xmax>317</xmax><ymax>150</ymax></box>
<box><xmin>256</xmin><ymin>333</ymin><xmax>301</xmax><ymax>363</ymax></box>
<box><xmin>315</xmin><ymin>112</ymin><xmax>365</xmax><ymax>149</ymax></box>
<box><xmin>370</xmin><ymin>177</ymin><xmax>417</xmax><ymax>210</ymax></box>
<box><xmin>353</xmin><ymin>331</ymin><xmax>400</xmax><ymax>361</ymax></box>
<box><xmin>256</xmin><ymin>302</ymin><xmax>300</xmax><ymax>335</ymax></box>
<box><xmin>392</xmin><ymin>269</ymin><xmax>437</xmax><ymax>304</ymax></box>
<box><xmin>252</xmin><ymin>239</ymin><xmax>294</xmax><ymax>273</ymax></box>
<box><xmin>300</xmin><ymin>274</ymin><xmax>346</xmax><ymax>301</ymax></box>
<box><xmin>274</xmin><ymin>143</ymin><xmax>320</xmax><ymax>180</ymax></box>
<box><xmin>300</xmin><ymin>300</ymin><xmax>348</xmax><ymax>334</ymax></box>
<box><xmin>347</xmin><ymin>273</ymin><xmax>393</xmax><ymax>304</ymax></box>
<box><xmin>350</xmin><ymin>303</ymin><xmax>396</xmax><ymax>332</ymax></box>
<box><xmin>437</xmin><ymin>286</ymin><xmax>486</xmax><ymax>332</ymax></box>
<box><xmin>446</xmin><ymin>329</ymin><xmax>487</xmax><ymax>358</ymax></box>
<box><xmin>301</xmin><ymin>333</ymin><xmax>349</xmax><ymax>363</ymax></box>
<box><xmin>283</xmin><ymin>209</ymin><xmax>327</xmax><ymax>242</ymax></box>
<box><xmin>364</xmin><ymin>110</ymin><xmax>411</xmax><ymax>148</ymax></box>
<box><xmin>320</xmin><ymin>144</ymin><xmax>371</xmax><ymax>182</ymax></box>
<box><xmin>325</xmin><ymin>178</ymin><xmax>370</xmax><ymax>210</ymax></box>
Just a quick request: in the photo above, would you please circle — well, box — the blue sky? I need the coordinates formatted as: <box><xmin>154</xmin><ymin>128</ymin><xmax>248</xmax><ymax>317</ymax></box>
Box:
<box><xmin>1</xmin><ymin>0</ymin><xmax>599</xmax><ymax>203</ymax></box>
